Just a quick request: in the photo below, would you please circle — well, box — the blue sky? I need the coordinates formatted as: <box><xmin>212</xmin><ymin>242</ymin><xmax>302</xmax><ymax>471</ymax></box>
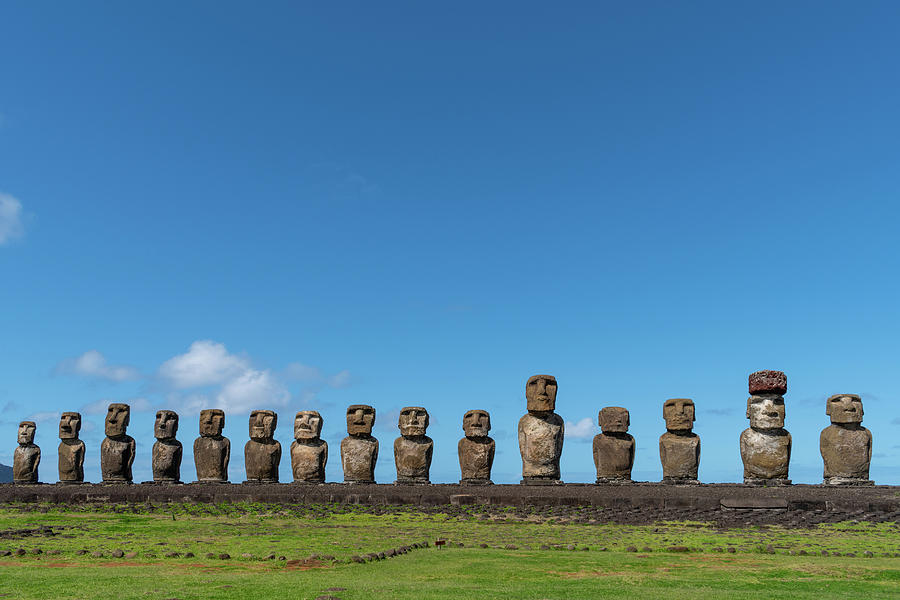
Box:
<box><xmin>2</xmin><ymin>2</ymin><xmax>900</xmax><ymax>484</ymax></box>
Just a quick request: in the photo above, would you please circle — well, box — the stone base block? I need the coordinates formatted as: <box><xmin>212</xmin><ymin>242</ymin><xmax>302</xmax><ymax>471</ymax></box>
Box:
<box><xmin>521</xmin><ymin>477</ymin><xmax>563</xmax><ymax>485</ymax></box>
<box><xmin>395</xmin><ymin>478</ymin><xmax>430</xmax><ymax>485</ymax></box>
<box><xmin>661</xmin><ymin>478</ymin><xmax>700</xmax><ymax>485</ymax></box>
<box><xmin>743</xmin><ymin>478</ymin><xmax>791</xmax><ymax>486</ymax></box>
<box><xmin>460</xmin><ymin>479</ymin><xmax>493</xmax><ymax>485</ymax></box>
<box><xmin>291</xmin><ymin>479</ymin><xmax>325</xmax><ymax>484</ymax></box>
<box><xmin>100</xmin><ymin>479</ymin><xmax>132</xmax><ymax>484</ymax></box>
<box><xmin>343</xmin><ymin>479</ymin><xmax>376</xmax><ymax>485</ymax></box>
<box><xmin>12</xmin><ymin>480</ymin><xmax>41</xmax><ymax>485</ymax></box>
<box><xmin>192</xmin><ymin>479</ymin><xmax>229</xmax><ymax>484</ymax></box>
<box><xmin>824</xmin><ymin>477</ymin><xmax>875</xmax><ymax>486</ymax></box>
<box><xmin>56</xmin><ymin>481</ymin><xmax>88</xmax><ymax>485</ymax></box>
<box><xmin>141</xmin><ymin>480</ymin><xmax>183</xmax><ymax>485</ymax></box>
<box><xmin>243</xmin><ymin>479</ymin><xmax>279</xmax><ymax>484</ymax></box>
<box><xmin>595</xmin><ymin>477</ymin><xmax>632</xmax><ymax>485</ymax></box>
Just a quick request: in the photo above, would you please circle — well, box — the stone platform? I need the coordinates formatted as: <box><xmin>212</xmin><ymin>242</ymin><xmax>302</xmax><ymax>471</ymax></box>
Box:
<box><xmin>2</xmin><ymin>482</ymin><xmax>899</xmax><ymax>513</ymax></box>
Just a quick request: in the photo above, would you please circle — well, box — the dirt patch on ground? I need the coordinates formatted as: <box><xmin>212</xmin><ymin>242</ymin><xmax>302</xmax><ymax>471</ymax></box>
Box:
<box><xmin>284</xmin><ymin>558</ymin><xmax>330</xmax><ymax>571</ymax></box>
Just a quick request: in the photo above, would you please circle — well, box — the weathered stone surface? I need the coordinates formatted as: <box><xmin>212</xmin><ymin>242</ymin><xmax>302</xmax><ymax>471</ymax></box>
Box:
<box><xmin>740</xmin><ymin>374</ymin><xmax>791</xmax><ymax>483</ymax></box>
<box><xmin>593</xmin><ymin>407</ymin><xmax>634</xmax><ymax>482</ymax></box>
<box><xmin>244</xmin><ymin>410</ymin><xmax>280</xmax><ymax>482</ymax></box>
<box><xmin>394</xmin><ymin>407</ymin><xmax>432</xmax><ymax>484</ymax></box>
<box><xmin>58</xmin><ymin>412</ymin><xmax>85</xmax><ymax>483</ymax></box>
<box><xmin>659</xmin><ymin>399</ymin><xmax>700</xmax><ymax>482</ymax></box>
<box><xmin>341</xmin><ymin>405</ymin><xmax>378</xmax><ymax>483</ymax></box>
<box><xmin>194</xmin><ymin>409</ymin><xmax>230</xmax><ymax>483</ymax></box>
<box><xmin>820</xmin><ymin>394</ymin><xmax>873</xmax><ymax>485</ymax></box>
<box><xmin>519</xmin><ymin>375</ymin><xmax>564</xmax><ymax>483</ymax></box>
<box><xmin>291</xmin><ymin>410</ymin><xmax>327</xmax><ymax>483</ymax></box>
<box><xmin>152</xmin><ymin>410</ymin><xmax>182</xmax><ymax>483</ymax></box>
<box><xmin>101</xmin><ymin>403</ymin><xmax>135</xmax><ymax>483</ymax></box>
<box><xmin>458</xmin><ymin>409</ymin><xmax>494</xmax><ymax>484</ymax></box>
<box><xmin>748</xmin><ymin>370</ymin><xmax>787</xmax><ymax>395</ymax></box>
<box><xmin>13</xmin><ymin>421</ymin><xmax>40</xmax><ymax>483</ymax></box>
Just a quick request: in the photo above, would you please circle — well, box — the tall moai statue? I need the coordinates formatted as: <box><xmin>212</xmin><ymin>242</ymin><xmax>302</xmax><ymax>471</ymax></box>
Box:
<box><xmin>341</xmin><ymin>405</ymin><xmax>378</xmax><ymax>483</ymax></box>
<box><xmin>820</xmin><ymin>394</ymin><xmax>873</xmax><ymax>485</ymax></box>
<box><xmin>659</xmin><ymin>398</ymin><xmax>700</xmax><ymax>483</ymax></box>
<box><xmin>291</xmin><ymin>410</ymin><xmax>327</xmax><ymax>483</ymax></box>
<box><xmin>13</xmin><ymin>421</ymin><xmax>40</xmax><ymax>483</ymax></box>
<box><xmin>152</xmin><ymin>410</ymin><xmax>182</xmax><ymax>483</ymax></box>
<box><xmin>58</xmin><ymin>412</ymin><xmax>85</xmax><ymax>483</ymax></box>
<box><xmin>458</xmin><ymin>409</ymin><xmax>495</xmax><ymax>485</ymax></box>
<box><xmin>194</xmin><ymin>409</ymin><xmax>230</xmax><ymax>482</ymax></box>
<box><xmin>740</xmin><ymin>370</ymin><xmax>791</xmax><ymax>485</ymax></box>
<box><xmin>394</xmin><ymin>407</ymin><xmax>433</xmax><ymax>484</ymax></box>
<box><xmin>593</xmin><ymin>407</ymin><xmax>635</xmax><ymax>483</ymax></box>
<box><xmin>518</xmin><ymin>374</ymin><xmax>564</xmax><ymax>484</ymax></box>
<box><xmin>244</xmin><ymin>410</ymin><xmax>281</xmax><ymax>483</ymax></box>
<box><xmin>101</xmin><ymin>403</ymin><xmax>135</xmax><ymax>483</ymax></box>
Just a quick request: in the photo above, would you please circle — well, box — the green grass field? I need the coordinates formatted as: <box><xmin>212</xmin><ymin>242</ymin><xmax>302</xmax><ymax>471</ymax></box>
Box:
<box><xmin>1</xmin><ymin>502</ymin><xmax>899</xmax><ymax>599</ymax></box>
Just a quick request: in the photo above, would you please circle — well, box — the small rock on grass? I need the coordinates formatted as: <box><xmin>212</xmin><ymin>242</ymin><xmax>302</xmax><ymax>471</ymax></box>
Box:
<box><xmin>218</xmin><ymin>553</ymin><xmax>230</xmax><ymax>560</ymax></box>
<box><xmin>480</xmin><ymin>544</ymin><xmax>489</xmax><ymax>549</ymax></box>
<box><xmin>726</xmin><ymin>547</ymin><xmax>736</xmax><ymax>554</ymax></box>
<box><xmin>184</xmin><ymin>552</ymin><xmax>195</xmax><ymax>558</ymax></box>
<box><xmin>0</xmin><ymin>551</ymin><xmax>10</xmax><ymax>557</ymax></box>
<box><xmin>30</xmin><ymin>548</ymin><xmax>42</xmax><ymax>555</ymax></box>
<box><xmin>241</xmin><ymin>553</ymin><xmax>253</xmax><ymax>559</ymax></box>
<box><xmin>91</xmin><ymin>552</ymin><xmax>103</xmax><ymax>558</ymax></box>
<box><xmin>75</xmin><ymin>549</ymin><xmax>87</xmax><ymax>556</ymax></box>
<box><xmin>112</xmin><ymin>550</ymin><xmax>124</xmax><ymax>558</ymax></box>
<box><xmin>667</xmin><ymin>546</ymin><xmax>689</xmax><ymax>553</ymax></box>
<box><xmin>205</xmin><ymin>553</ymin><xmax>216</xmax><ymax>559</ymax></box>
<box><xmin>125</xmin><ymin>552</ymin><xmax>138</xmax><ymax>559</ymax></box>
<box><xmin>626</xmin><ymin>546</ymin><xmax>638</xmax><ymax>552</ymax></box>
<box><xmin>315</xmin><ymin>596</ymin><xmax>341</xmax><ymax>600</ymax></box>
<box><xmin>504</xmin><ymin>544</ymin><xmax>517</xmax><ymax>550</ymax></box>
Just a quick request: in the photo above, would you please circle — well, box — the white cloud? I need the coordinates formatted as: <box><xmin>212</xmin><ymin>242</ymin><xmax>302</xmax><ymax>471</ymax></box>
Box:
<box><xmin>284</xmin><ymin>362</ymin><xmax>322</xmax><ymax>382</ymax></box>
<box><xmin>328</xmin><ymin>369</ymin><xmax>352</xmax><ymax>389</ymax></box>
<box><xmin>54</xmin><ymin>350</ymin><xmax>140</xmax><ymax>382</ymax></box>
<box><xmin>0</xmin><ymin>193</ymin><xmax>24</xmax><ymax>245</ymax></box>
<box><xmin>159</xmin><ymin>340</ymin><xmax>249</xmax><ymax>388</ymax></box>
<box><xmin>565</xmin><ymin>417</ymin><xmax>597</xmax><ymax>440</ymax></box>
<box><xmin>81</xmin><ymin>397</ymin><xmax>152</xmax><ymax>416</ymax></box>
<box><xmin>214</xmin><ymin>369</ymin><xmax>290</xmax><ymax>414</ymax></box>
<box><xmin>25</xmin><ymin>411</ymin><xmax>59</xmax><ymax>424</ymax></box>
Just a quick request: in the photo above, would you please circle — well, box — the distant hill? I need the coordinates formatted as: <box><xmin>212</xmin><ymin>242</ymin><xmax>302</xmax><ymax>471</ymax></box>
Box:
<box><xmin>0</xmin><ymin>463</ymin><xmax>12</xmax><ymax>483</ymax></box>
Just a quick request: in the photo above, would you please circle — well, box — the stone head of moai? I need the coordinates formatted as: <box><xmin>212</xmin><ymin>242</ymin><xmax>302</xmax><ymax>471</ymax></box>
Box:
<box><xmin>746</xmin><ymin>370</ymin><xmax>786</xmax><ymax>429</ymax></box>
<box><xmin>199</xmin><ymin>409</ymin><xmax>226</xmax><ymax>437</ymax></box>
<box><xmin>18</xmin><ymin>421</ymin><xmax>36</xmax><ymax>445</ymax></box>
<box><xmin>599</xmin><ymin>407</ymin><xmax>630</xmax><ymax>434</ymax></box>
<box><xmin>59</xmin><ymin>412</ymin><xmax>82</xmax><ymax>440</ymax></box>
<box><xmin>826</xmin><ymin>394</ymin><xmax>863</xmax><ymax>424</ymax></box>
<box><xmin>294</xmin><ymin>410</ymin><xmax>323</xmax><ymax>441</ymax></box>
<box><xmin>154</xmin><ymin>410</ymin><xmax>179</xmax><ymax>440</ymax></box>
<box><xmin>399</xmin><ymin>407</ymin><xmax>429</xmax><ymax>437</ymax></box>
<box><xmin>346</xmin><ymin>404</ymin><xmax>375</xmax><ymax>436</ymax></box>
<box><xmin>249</xmin><ymin>410</ymin><xmax>277</xmax><ymax>442</ymax></box>
<box><xmin>105</xmin><ymin>403</ymin><xmax>130</xmax><ymax>438</ymax></box>
<box><xmin>526</xmin><ymin>374</ymin><xmax>558</xmax><ymax>413</ymax></box>
<box><xmin>663</xmin><ymin>398</ymin><xmax>695</xmax><ymax>432</ymax></box>
<box><xmin>463</xmin><ymin>410</ymin><xmax>491</xmax><ymax>438</ymax></box>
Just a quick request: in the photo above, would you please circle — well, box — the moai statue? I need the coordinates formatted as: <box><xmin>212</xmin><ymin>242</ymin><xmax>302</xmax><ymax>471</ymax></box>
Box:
<box><xmin>152</xmin><ymin>410</ymin><xmax>182</xmax><ymax>483</ymax></box>
<box><xmin>740</xmin><ymin>370</ymin><xmax>791</xmax><ymax>485</ymax></box>
<box><xmin>291</xmin><ymin>410</ymin><xmax>327</xmax><ymax>483</ymax></box>
<box><xmin>13</xmin><ymin>421</ymin><xmax>40</xmax><ymax>483</ymax></box>
<box><xmin>394</xmin><ymin>407</ymin><xmax>433</xmax><ymax>484</ymax></box>
<box><xmin>244</xmin><ymin>410</ymin><xmax>280</xmax><ymax>483</ymax></box>
<box><xmin>101</xmin><ymin>403</ymin><xmax>135</xmax><ymax>483</ymax></box>
<box><xmin>458</xmin><ymin>410</ymin><xmax>495</xmax><ymax>485</ymax></box>
<box><xmin>518</xmin><ymin>374</ymin><xmax>564</xmax><ymax>484</ymax></box>
<box><xmin>194</xmin><ymin>409</ymin><xmax>230</xmax><ymax>483</ymax></box>
<box><xmin>58</xmin><ymin>412</ymin><xmax>85</xmax><ymax>483</ymax></box>
<box><xmin>593</xmin><ymin>407</ymin><xmax>635</xmax><ymax>483</ymax></box>
<box><xmin>820</xmin><ymin>394</ymin><xmax>873</xmax><ymax>485</ymax></box>
<box><xmin>659</xmin><ymin>398</ymin><xmax>700</xmax><ymax>483</ymax></box>
<box><xmin>341</xmin><ymin>405</ymin><xmax>378</xmax><ymax>483</ymax></box>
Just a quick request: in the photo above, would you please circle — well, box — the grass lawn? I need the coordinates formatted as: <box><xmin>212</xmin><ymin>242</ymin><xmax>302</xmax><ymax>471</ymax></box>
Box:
<box><xmin>1</xmin><ymin>502</ymin><xmax>899</xmax><ymax>599</ymax></box>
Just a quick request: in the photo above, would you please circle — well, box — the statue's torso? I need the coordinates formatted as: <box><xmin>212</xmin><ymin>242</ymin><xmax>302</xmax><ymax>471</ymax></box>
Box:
<box><xmin>194</xmin><ymin>436</ymin><xmax>230</xmax><ymax>481</ymax></box>
<box><xmin>244</xmin><ymin>440</ymin><xmax>281</xmax><ymax>481</ymax></box>
<box><xmin>518</xmin><ymin>413</ymin><xmax>564</xmax><ymax>477</ymax></box>
<box><xmin>341</xmin><ymin>436</ymin><xmax>378</xmax><ymax>482</ymax></box>
<box><xmin>394</xmin><ymin>436</ymin><xmax>433</xmax><ymax>479</ymax></box>
<box><xmin>820</xmin><ymin>425</ymin><xmax>871</xmax><ymax>479</ymax></box>
<box><xmin>593</xmin><ymin>433</ymin><xmax>635</xmax><ymax>479</ymax></box>
<box><xmin>659</xmin><ymin>432</ymin><xmax>700</xmax><ymax>479</ymax></box>
<box><xmin>291</xmin><ymin>440</ymin><xmax>328</xmax><ymax>481</ymax></box>
<box><xmin>13</xmin><ymin>444</ymin><xmax>40</xmax><ymax>482</ymax></box>
<box><xmin>740</xmin><ymin>428</ymin><xmax>791</xmax><ymax>479</ymax></box>
<box><xmin>101</xmin><ymin>436</ymin><xmax>135</xmax><ymax>482</ymax></box>
<box><xmin>458</xmin><ymin>437</ymin><xmax>494</xmax><ymax>480</ymax></box>
<box><xmin>58</xmin><ymin>440</ymin><xmax>85</xmax><ymax>481</ymax></box>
